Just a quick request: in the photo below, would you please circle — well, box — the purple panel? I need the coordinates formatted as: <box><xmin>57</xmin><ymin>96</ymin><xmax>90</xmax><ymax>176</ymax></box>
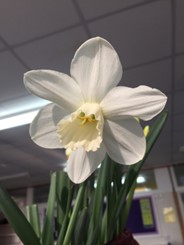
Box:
<box><xmin>126</xmin><ymin>196</ymin><xmax>157</xmax><ymax>234</ymax></box>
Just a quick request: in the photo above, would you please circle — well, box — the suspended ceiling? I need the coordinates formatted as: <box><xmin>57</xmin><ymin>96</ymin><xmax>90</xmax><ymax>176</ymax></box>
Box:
<box><xmin>0</xmin><ymin>0</ymin><xmax>184</xmax><ymax>189</ymax></box>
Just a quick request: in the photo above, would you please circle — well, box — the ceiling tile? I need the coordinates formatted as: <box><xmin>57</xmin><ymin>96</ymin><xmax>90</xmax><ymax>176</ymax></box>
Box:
<box><xmin>0</xmin><ymin>0</ymin><xmax>80</xmax><ymax>45</ymax></box>
<box><xmin>0</xmin><ymin>40</ymin><xmax>5</xmax><ymax>51</ymax></box>
<box><xmin>165</xmin><ymin>93</ymin><xmax>172</xmax><ymax>113</ymax></box>
<box><xmin>173</xmin><ymin>131</ymin><xmax>184</xmax><ymax>163</ymax></box>
<box><xmin>145</xmin><ymin>130</ymin><xmax>172</xmax><ymax>167</ymax></box>
<box><xmin>153</xmin><ymin>110</ymin><xmax>172</xmax><ymax>133</ymax></box>
<box><xmin>0</xmin><ymin>162</ymin><xmax>23</xmax><ymax>177</ymax></box>
<box><xmin>175</xmin><ymin>55</ymin><xmax>184</xmax><ymax>90</ymax></box>
<box><xmin>121</xmin><ymin>59</ymin><xmax>172</xmax><ymax>94</ymax></box>
<box><xmin>0</xmin><ymin>51</ymin><xmax>27</xmax><ymax>102</ymax></box>
<box><xmin>0</xmin><ymin>175</ymin><xmax>32</xmax><ymax>189</ymax></box>
<box><xmin>172</xmin><ymin>153</ymin><xmax>184</xmax><ymax>165</ymax></box>
<box><xmin>174</xmin><ymin>114</ymin><xmax>184</xmax><ymax>132</ymax></box>
<box><xmin>77</xmin><ymin>0</ymin><xmax>148</xmax><ymax>19</ymax></box>
<box><xmin>15</xmin><ymin>27</ymin><xmax>88</xmax><ymax>73</ymax></box>
<box><xmin>175</xmin><ymin>0</ymin><xmax>184</xmax><ymax>53</ymax></box>
<box><xmin>0</xmin><ymin>143</ymin><xmax>52</xmax><ymax>172</ymax></box>
<box><xmin>0</xmin><ymin>125</ymin><xmax>66</xmax><ymax>162</ymax></box>
<box><xmin>174</xmin><ymin>90</ymin><xmax>184</xmax><ymax>114</ymax></box>
<box><xmin>88</xmin><ymin>0</ymin><xmax>171</xmax><ymax>67</ymax></box>
<box><xmin>0</xmin><ymin>137</ymin><xmax>64</xmax><ymax>188</ymax></box>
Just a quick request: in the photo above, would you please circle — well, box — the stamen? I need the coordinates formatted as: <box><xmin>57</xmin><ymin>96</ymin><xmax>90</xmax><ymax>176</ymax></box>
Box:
<box><xmin>78</xmin><ymin>112</ymin><xmax>96</xmax><ymax>125</ymax></box>
<box><xmin>81</xmin><ymin>118</ymin><xmax>87</xmax><ymax>125</ymax></box>
<box><xmin>79</xmin><ymin>112</ymin><xmax>85</xmax><ymax>117</ymax></box>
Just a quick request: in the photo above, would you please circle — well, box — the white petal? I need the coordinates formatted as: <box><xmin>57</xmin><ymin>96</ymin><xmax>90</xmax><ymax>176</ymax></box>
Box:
<box><xmin>101</xmin><ymin>86</ymin><xmax>167</xmax><ymax>121</ymax></box>
<box><xmin>30</xmin><ymin>103</ymin><xmax>68</xmax><ymax>148</ymax></box>
<box><xmin>103</xmin><ymin>118</ymin><xmax>146</xmax><ymax>165</ymax></box>
<box><xmin>67</xmin><ymin>145</ymin><xmax>106</xmax><ymax>183</ymax></box>
<box><xmin>24</xmin><ymin>70</ymin><xmax>84</xmax><ymax>112</ymax></box>
<box><xmin>70</xmin><ymin>37</ymin><xmax>122</xmax><ymax>102</ymax></box>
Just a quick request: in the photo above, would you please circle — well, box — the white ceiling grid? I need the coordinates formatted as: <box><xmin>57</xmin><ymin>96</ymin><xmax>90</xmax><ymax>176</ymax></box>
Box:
<box><xmin>0</xmin><ymin>0</ymin><xmax>183</xmax><ymax>189</ymax></box>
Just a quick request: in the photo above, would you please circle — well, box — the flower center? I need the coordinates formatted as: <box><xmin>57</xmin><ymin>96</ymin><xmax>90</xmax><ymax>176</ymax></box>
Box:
<box><xmin>78</xmin><ymin>112</ymin><xmax>96</xmax><ymax>125</ymax></box>
<box><xmin>57</xmin><ymin>103</ymin><xmax>104</xmax><ymax>152</ymax></box>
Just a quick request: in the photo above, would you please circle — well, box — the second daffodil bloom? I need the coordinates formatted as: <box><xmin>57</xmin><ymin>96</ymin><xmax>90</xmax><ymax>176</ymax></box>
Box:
<box><xmin>24</xmin><ymin>37</ymin><xmax>167</xmax><ymax>183</ymax></box>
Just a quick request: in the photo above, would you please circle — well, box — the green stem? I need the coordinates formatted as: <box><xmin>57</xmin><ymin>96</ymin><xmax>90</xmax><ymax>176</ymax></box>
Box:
<box><xmin>63</xmin><ymin>184</ymin><xmax>85</xmax><ymax>245</ymax></box>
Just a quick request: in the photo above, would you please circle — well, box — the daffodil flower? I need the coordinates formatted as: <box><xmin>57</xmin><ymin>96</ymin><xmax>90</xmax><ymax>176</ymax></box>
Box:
<box><xmin>24</xmin><ymin>37</ymin><xmax>167</xmax><ymax>183</ymax></box>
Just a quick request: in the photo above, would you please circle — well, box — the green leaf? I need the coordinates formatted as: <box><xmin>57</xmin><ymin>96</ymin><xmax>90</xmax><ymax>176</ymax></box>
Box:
<box><xmin>121</xmin><ymin>180</ymin><xmax>136</xmax><ymax>229</ymax></box>
<box><xmin>26</xmin><ymin>204</ymin><xmax>41</xmax><ymax>239</ymax></box>
<box><xmin>56</xmin><ymin>171</ymin><xmax>71</xmax><ymax>231</ymax></box>
<box><xmin>101</xmin><ymin>206</ymin><xmax>108</xmax><ymax>243</ymax></box>
<box><xmin>86</xmin><ymin>223</ymin><xmax>100</xmax><ymax>245</ymax></box>
<box><xmin>0</xmin><ymin>185</ymin><xmax>41</xmax><ymax>245</ymax></box>
<box><xmin>125</xmin><ymin>110</ymin><xmax>169</xmax><ymax>195</ymax></box>
<box><xmin>42</xmin><ymin>172</ymin><xmax>57</xmax><ymax>245</ymax></box>
<box><xmin>63</xmin><ymin>184</ymin><xmax>85</xmax><ymax>245</ymax></box>
<box><xmin>108</xmin><ymin>110</ymin><xmax>168</xmax><ymax>238</ymax></box>
<box><xmin>56</xmin><ymin>215</ymin><xmax>70</xmax><ymax>245</ymax></box>
<box><xmin>90</xmin><ymin>155</ymin><xmax>109</xmax><ymax>229</ymax></box>
<box><xmin>73</xmin><ymin>207</ymin><xmax>89</xmax><ymax>245</ymax></box>
<box><xmin>111</xmin><ymin>163</ymin><xmax>124</xmax><ymax>237</ymax></box>
<box><xmin>56</xmin><ymin>172</ymin><xmax>75</xmax><ymax>245</ymax></box>
<box><xmin>86</xmin><ymin>155</ymin><xmax>113</xmax><ymax>244</ymax></box>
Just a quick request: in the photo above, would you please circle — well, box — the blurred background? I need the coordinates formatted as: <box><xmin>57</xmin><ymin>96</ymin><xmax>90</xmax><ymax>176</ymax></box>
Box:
<box><xmin>0</xmin><ymin>1</ymin><xmax>184</xmax><ymax>244</ymax></box>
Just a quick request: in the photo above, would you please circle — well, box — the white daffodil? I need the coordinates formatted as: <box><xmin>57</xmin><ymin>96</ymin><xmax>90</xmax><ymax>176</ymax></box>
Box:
<box><xmin>24</xmin><ymin>37</ymin><xmax>167</xmax><ymax>183</ymax></box>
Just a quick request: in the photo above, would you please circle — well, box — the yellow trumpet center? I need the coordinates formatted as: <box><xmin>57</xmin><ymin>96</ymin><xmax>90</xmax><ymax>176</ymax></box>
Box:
<box><xmin>57</xmin><ymin>103</ymin><xmax>104</xmax><ymax>152</ymax></box>
<box><xmin>78</xmin><ymin>112</ymin><xmax>96</xmax><ymax>125</ymax></box>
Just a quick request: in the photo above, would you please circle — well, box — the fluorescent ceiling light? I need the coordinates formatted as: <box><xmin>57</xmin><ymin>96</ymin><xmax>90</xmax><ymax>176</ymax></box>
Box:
<box><xmin>0</xmin><ymin>96</ymin><xmax>49</xmax><ymax>118</ymax></box>
<box><xmin>121</xmin><ymin>175</ymin><xmax>146</xmax><ymax>184</ymax></box>
<box><xmin>0</xmin><ymin>95</ymin><xmax>51</xmax><ymax>130</ymax></box>
<box><xmin>0</xmin><ymin>110</ymin><xmax>39</xmax><ymax>130</ymax></box>
<box><xmin>121</xmin><ymin>176</ymin><xmax>125</xmax><ymax>184</ymax></box>
<box><xmin>137</xmin><ymin>176</ymin><xmax>146</xmax><ymax>184</ymax></box>
<box><xmin>0</xmin><ymin>96</ymin><xmax>50</xmax><ymax>130</ymax></box>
